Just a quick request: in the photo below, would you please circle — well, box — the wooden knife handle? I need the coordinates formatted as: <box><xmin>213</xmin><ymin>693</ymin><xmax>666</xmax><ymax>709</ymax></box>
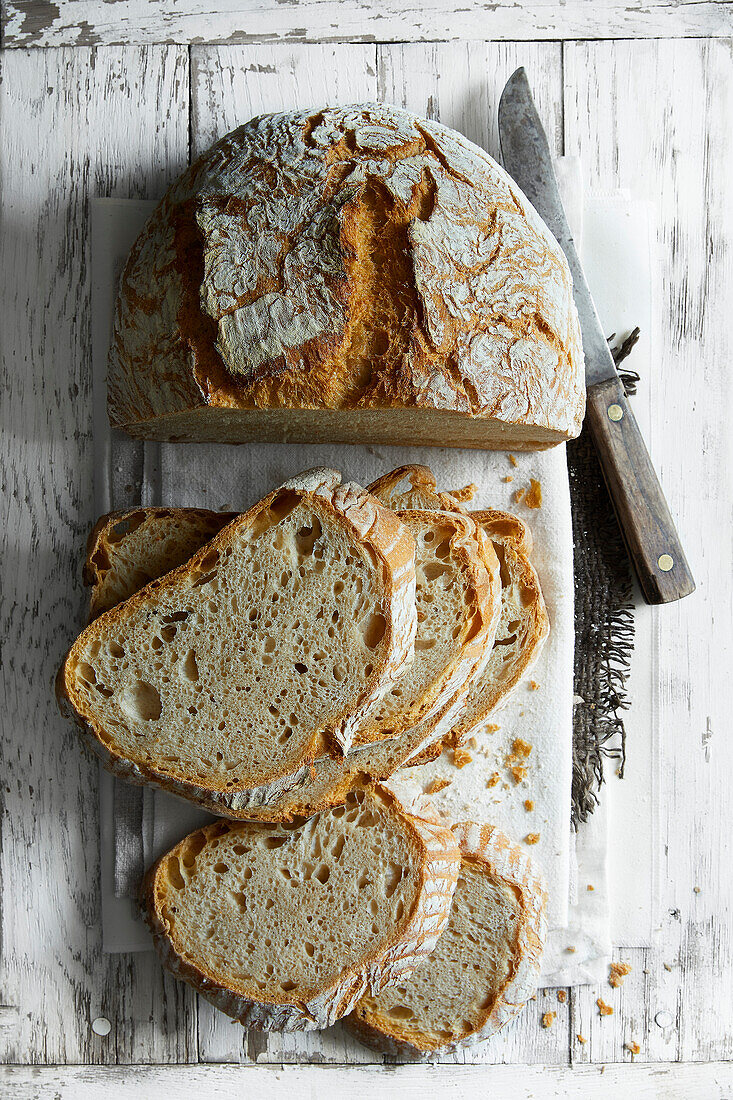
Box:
<box><xmin>585</xmin><ymin>375</ymin><xmax>695</xmax><ymax>604</ymax></box>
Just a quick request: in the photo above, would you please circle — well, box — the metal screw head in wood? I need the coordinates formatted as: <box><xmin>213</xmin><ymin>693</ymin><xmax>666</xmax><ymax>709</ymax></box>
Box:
<box><xmin>658</xmin><ymin>554</ymin><xmax>674</xmax><ymax>572</ymax></box>
<box><xmin>607</xmin><ymin>404</ymin><xmax>624</xmax><ymax>421</ymax></box>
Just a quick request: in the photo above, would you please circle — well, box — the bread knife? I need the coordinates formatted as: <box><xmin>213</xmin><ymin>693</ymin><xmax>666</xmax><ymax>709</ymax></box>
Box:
<box><xmin>498</xmin><ymin>67</ymin><xmax>694</xmax><ymax>605</ymax></box>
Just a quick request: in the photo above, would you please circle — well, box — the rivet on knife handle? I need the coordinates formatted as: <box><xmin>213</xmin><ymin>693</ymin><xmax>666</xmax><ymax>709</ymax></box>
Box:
<box><xmin>585</xmin><ymin>375</ymin><xmax>695</xmax><ymax>604</ymax></box>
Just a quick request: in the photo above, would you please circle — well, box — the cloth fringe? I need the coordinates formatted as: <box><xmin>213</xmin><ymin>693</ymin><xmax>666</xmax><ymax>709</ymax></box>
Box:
<box><xmin>567</xmin><ymin>330</ymin><xmax>640</xmax><ymax>826</ymax></box>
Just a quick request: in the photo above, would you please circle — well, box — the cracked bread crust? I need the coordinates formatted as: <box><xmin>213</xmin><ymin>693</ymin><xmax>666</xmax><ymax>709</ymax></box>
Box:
<box><xmin>140</xmin><ymin>783</ymin><xmax>461</xmax><ymax>1031</ymax></box>
<box><xmin>109</xmin><ymin>103</ymin><xmax>584</xmax><ymax>448</ymax></box>
<box><xmin>57</xmin><ymin>468</ymin><xmax>417</xmax><ymax>816</ymax></box>
<box><xmin>346</xmin><ymin>821</ymin><xmax>547</xmax><ymax>1055</ymax></box>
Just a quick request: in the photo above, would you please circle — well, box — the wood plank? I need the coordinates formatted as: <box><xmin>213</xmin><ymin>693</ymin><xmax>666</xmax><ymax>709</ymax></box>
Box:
<box><xmin>0</xmin><ymin>45</ymin><xmax>197</xmax><ymax>1064</ymax></box>
<box><xmin>2</xmin><ymin>1061</ymin><xmax>733</xmax><ymax>1098</ymax></box>
<box><xmin>563</xmin><ymin>38</ymin><xmax>733</xmax><ymax>1063</ymax></box>
<box><xmin>188</xmin><ymin>42</ymin><xmax>378</xmax><ymax>1063</ymax></box>
<box><xmin>4</xmin><ymin>0</ymin><xmax>732</xmax><ymax>48</ymax></box>
<box><xmin>186</xmin><ymin>39</ymin><xmax>567</xmax><ymax>1065</ymax></box>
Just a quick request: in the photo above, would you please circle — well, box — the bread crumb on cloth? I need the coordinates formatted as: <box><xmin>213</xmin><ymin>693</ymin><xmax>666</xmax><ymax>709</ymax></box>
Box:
<box><xmin>452</xmin><ymin>748</ymin><xmax>472</xmax><ymax>769</ymax></box>
<box><xmin>525</xmin><ymin>833</ymin><xmax>540</xmax><ymax>845</ymax></box>
<box><xmin>425</xmin><ymin>778</ymin><xmax>451</xmax><ymax>795</ymax></box>
<box><xmin>509</xmin><ymin>454</ymin><xmax>518</xmax><ymax>467</ymax></box>
<box><xmin>524</xmin><ymin>799</ymin><xmax>534</xmax><ymax>812</ymax></box>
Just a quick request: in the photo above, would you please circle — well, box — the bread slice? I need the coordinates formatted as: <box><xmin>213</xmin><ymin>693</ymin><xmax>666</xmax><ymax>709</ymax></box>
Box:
<box><xmin>57</xmin><ymin>469</ymin><xmax>417</xmax><ymax>817</ymax></box>
<box><xmin>368</xmin><ymin>464</ymin><xmax>549</xmax><ymax>747</ymax></box>
<box><xmin>77</xmin><ymin>499</ymin><xmax>501</xmax><ymax>816</ymax></box>
<box><xmin>346</xmin><ymin>821</ymin><xmax>547</xmax><ymax>1055</ymax></box>
<box><xmin>85</xmin><ymin>507</ymin><xmax>235</xmax><ymax>620</ymax></box>
<box><xmin>141</xmin><ymin>782</ymin><xmax>461</xmax><ymax>1031</ymax></box>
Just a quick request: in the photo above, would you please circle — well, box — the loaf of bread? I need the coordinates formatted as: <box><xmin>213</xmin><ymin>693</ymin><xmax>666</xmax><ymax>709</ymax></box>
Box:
<box><xmin>141</xmin><ymin>783</ymin><xmax>461</xmax><ymax>1031</ymax></box>
<box><xmin>109</xmin><ymin>103</ymin><xmax>584</xmax><ymax>449</ymax></box>
<box><xmin>347</xmin><ymin>822</ymin><xmax>547</xmax><ymax>1054</ymax></box>
<box><xmin>57</xmin><ymin>468</ymin><xmax>417</xmax><ymax>816</ymax></box>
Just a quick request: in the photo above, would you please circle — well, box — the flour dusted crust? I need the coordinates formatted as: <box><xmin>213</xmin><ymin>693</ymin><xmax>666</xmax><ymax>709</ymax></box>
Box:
<box><xmin>57</xmin><ymin>468</ymin><xmax>417</xmax><ymax>816</ymax></box>
<box><xmin>346</xmin><ymin>822</ymin><xmax>547</xmax><ymax>1055</ymax></box>
<box><xmin>141</xmin><ymin>783</ymin><xmax>461</xmax><ymax>1031</ymax></box>
<box><xmin>109</xmin><ymin>104</ymin><xmax>584</xmax><ymax>449</ymax></box>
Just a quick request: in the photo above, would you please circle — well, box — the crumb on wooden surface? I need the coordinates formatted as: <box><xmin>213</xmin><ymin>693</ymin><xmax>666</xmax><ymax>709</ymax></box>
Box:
<box><xmin>625</xmin><ymin>1041</ymin><xmax>641</xmax><ymax>1055</ymax></box>
<box><xmin>694</xmin><ymin>886</ymin><xmax>701</xmax><ymax>894</ymax></box>
<box><xmin>487</xmin><ymin>772</ymin><xmax>501</xmax><ymax>788</ymax></box>
<box><xmin>525</xmin><ymin>833</ymin><xmax>540</xmax><ymax>845</ymax></box>
<box><xmin>529</xmin><ymin>680</ymin><xmax>539</xmax><ymax>691</ymax></box>
<box><xmin>425</xmin><ymin>778</ymin><xmax>451</xmax><ymax>795</ymax></box>
<box><xmin>597</xmin><ymin>998</ymin><xmax>614</xmax><ymax>1017</ymax></box>
<box><xmin>565</xmin><ymin>946</ymin><xmax>576</xmax><ymax>954</ymax></box>
<box><xmin>557</xmin><ymin>990</ymin><xmax>567</xmax><ymax>1003</ymax></box>
<box><xmin>587</xmin><ymin>884</ymin><xmax>595</xmax><ymax>892</ymax></box>
<box><xmin>509</xmin><ymin>454</ymin><xmax>518</xmax><ymax>467</ymax></box>
<box><xmin>524</xmin><ymin>799</ymin><xmax>534</xmax><ymax>812</ymax></box>
<box><xmin>663</xmin><ymin>962</ymin><xmax>673</xmax><ymax>972</ymax></box>
<box><xmin>452</xmin><ymin>748</ymin><xmax>472</xmax><ymax>769</ymax></box>
<box><xmin>576</xmin><ymin>1034</ymin><xmax>587</xmax><ymax>1044</ymax></box>
<box><xmin>541</xmin><ymin>1011</ymin><xmax>556</xmax><ymax>1029</ymax></box>
<box><xmin>609</xmin><ymin>962</ymin><xmax>632</xmax><ymax>988</ymax></box>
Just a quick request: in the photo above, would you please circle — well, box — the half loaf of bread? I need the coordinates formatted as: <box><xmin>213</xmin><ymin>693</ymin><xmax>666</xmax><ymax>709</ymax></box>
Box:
<box><xmin>109</xmin><ymin>103</ymin><xmax>584</xmax><ymax>450</ymax></box>
<box><xmin>57</xmin><ymin>468</ymin><xmax>416</xmax><ymax>816</ymax></box>
<box><xmin>141</xmin><ymin>783</ymin><xmax>461</xmax><ymax>1030</ymax></box>
<box><xmin>346</xmin><ymin>821</ymin><xmax>547</xmax><ymax>1055</ymax></box>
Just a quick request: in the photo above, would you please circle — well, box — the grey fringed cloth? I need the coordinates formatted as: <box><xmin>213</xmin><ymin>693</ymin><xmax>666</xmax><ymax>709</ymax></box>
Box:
<box><xmin>568</xmin><ymin>331</ymin><xmax>640</xmax><ymax>825</ymax></box>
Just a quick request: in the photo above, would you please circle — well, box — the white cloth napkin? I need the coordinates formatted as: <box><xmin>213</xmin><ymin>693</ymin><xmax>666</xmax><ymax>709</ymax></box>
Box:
<box><xmin>92</xmin><ymin>164</ymin><xmax>655</xmax><ymax>978</ymax></box>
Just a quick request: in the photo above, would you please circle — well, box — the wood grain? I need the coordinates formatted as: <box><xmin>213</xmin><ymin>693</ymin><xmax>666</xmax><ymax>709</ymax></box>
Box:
<box><xmin>3</xmin><ymin>0</ymin><xmax>732</xmax><ymax>48</ymax></box>
<box><xmin>2</xmin><ymin>1060</ymin><xmax>732</xmax><ymax>1098</ymax></box>
<box><xmin>564</xmin><ymin>37</ymin><xmax>733</xmax><ymax>1062</ymax></box>
<box><xmin>0</xmin><ymin>45</ymin><xmax>197</xmax><ymax>1065</ymax></box>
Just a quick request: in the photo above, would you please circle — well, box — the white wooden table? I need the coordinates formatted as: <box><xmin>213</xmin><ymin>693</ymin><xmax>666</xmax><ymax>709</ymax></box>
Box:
<box><xmin>2</xmin><ymin>3</ymin><xmax>732</xmax><ymax>1096</ymax></box>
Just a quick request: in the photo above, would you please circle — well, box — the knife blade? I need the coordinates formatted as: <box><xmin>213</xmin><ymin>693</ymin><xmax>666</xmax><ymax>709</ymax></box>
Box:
<box><xmin>498</xmin><ymin>67</ymin><xmax>695</xmax><ymax>604</ymax></box>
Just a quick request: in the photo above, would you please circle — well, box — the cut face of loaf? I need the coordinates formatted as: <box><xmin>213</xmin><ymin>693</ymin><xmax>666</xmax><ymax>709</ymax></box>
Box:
<box><xmin>368</xmin><ymin>464</ymin><xmax>549</xmax><ymax>747</ymax></box>
<box><xmin>142</xmin><ymin>783</ymin><xmax>461</xmax><ymax>1031</ymax></box>
<box><xmin>108</xmin><ymin>104</ymin><xmax>584</xmax><ymax>450</ymax></box>
<box><xmin>78</xmin><ymin>500</ymin><xmax>501</xmax><ymax>817</ymax></box>
<box><xmin>347</xmin><ymin>822</ymin><xmax>547</xmax><ymax>1055</ymax></box>
<box><xmin>58</xmin><ymin>469</ymin><xmax>416</xmax><ymax>816</ymax></box>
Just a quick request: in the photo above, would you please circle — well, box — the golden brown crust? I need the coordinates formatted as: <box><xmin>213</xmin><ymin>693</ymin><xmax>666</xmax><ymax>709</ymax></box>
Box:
<box><xmin>141</xmin><ymin>784</ymin><xmax>461</xmax><ymax>1031</ymax></box>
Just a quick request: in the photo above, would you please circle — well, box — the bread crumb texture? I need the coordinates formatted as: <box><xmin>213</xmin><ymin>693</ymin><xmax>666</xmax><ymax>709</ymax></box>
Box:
<box><xmin>452</xmin><ymin>748</ymin><xmax>472</xmax><ymax>769</ymax></box>
<box><xmin>625</xmin><ymin>1040</ymin><xmax>641</xmax><ymax>1055</ymax></box>
<box><xmin>108</xmin><ymin>104</ymin><xmax>584</xmax><ymax>447</ymax></box>
<box><xmin>609</xmin><ymin>961</ymin><xmax>632</xmax><ymax>988</ymax></box>
<box><xmin>556</xmin><ymin>989</ymin><xmax>567</xmax><ymax>1003</ymax></box>
<box><xmin>577</xmin><ymin>1033</ymin><xmax>587</xmax><ymax>1043</ymax></box>
<box><xmin>524</xmin><ymin>833</ymin><xmax>540</xmax><ymax>846</ymax></box>
<box><xmin>541</xmin><ymin>1011</ymin><xmax>556</xmax><ymax>1028</ymax></box>
<box><xmin>597</xmin><ymin>998</ymin><xmax>614</xmax><ymax>1017</ymax></box>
